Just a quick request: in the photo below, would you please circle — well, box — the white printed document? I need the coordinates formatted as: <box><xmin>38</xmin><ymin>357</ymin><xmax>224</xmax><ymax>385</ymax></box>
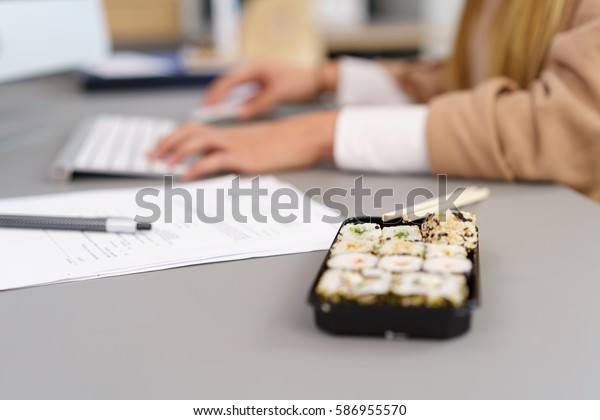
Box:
<box><xmin>0</xmin><ymin>176</ymin><xmax>339</xmax><ymax>291</ymax></box>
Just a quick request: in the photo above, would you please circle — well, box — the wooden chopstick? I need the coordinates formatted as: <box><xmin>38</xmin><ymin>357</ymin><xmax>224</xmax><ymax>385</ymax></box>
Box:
<box><xmin>382</xmin><ymin>186</ymin><xmax>490</xmax><ymax>222</ymax></box>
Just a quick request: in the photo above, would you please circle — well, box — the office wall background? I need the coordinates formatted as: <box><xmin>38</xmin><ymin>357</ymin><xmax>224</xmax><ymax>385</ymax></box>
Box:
<box><xmin>101</xmin><ymin>0</ymin><xmax>465</xmax><ymax>58</ymax></box>
<box><xmin>372</xmin><ymin>0</ymin><xmax>464</xmax><ymax>57</ymax></box>
<box><xmin>421</xmin><ymin>0</ymin><xmax>464</xmax><ymax>57</ymax></box>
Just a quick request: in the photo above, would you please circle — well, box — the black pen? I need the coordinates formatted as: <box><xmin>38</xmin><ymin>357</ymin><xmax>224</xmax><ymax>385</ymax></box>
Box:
<box><xmin>0</xmin><ymin>214</ymin><xmax>151</xmax><ymax>233</ymax></box>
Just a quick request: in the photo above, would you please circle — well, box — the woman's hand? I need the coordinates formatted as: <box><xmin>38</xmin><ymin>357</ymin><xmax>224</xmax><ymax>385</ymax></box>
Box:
<box><xmin>204</xmin><ymin>61</ymin><xmax>338</xmax><ymax>120</ymax></box>
<box><xmin>148</xmin><ymin>111</ymin><xmax>338</xmax><ymax>180</ymax></box>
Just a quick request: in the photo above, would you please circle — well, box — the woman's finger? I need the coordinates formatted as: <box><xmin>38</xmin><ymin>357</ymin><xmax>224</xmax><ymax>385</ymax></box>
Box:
<box><xmin>204</xmin><ymin>66</ymin><xmax>261</xmax><ymax>105</ymax></box>
<box><xmin>148</xmin><ymin>123</ymin><xmax>205</xmax><ymax>159</ymax></box>
<box><xmin>239</xmin><ymin>91</ymin><xmax>276</xmax><ymax>120</ymax></box>
<box><xmin>181</xmin><ymin>152</ymin><xmax>232</xmax><ymax>180</ymax></box>
<box><xmin>167</xmin><ymin>134</ymin><xmax>224</xmax><ymax>165</ymax></box>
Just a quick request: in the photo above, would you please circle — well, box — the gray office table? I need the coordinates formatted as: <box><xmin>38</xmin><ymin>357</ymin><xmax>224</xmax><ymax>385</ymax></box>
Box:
<box><xmin>0</xmin><ymin>75</ymin><xmax>599</xmax><ymax>399</ymax></box>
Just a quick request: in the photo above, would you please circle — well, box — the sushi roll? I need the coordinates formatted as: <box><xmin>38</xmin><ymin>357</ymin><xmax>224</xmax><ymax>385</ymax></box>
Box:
<box><xmin>422</xmin><ymin>274</ymin><xmax>468</xmax><ymax>308</ymax></box>
<box><xmin>421</xmin><ymin>210</ymin><xmax>478</xmax><ymax>250</ymax></box>
<box><xmin>425</xmin><ymin>243</ymin><xmax>468</xmax><ymax>259</ymax></box>
<box><xmin>378</xmin><ymin>240</ymin><xmax>425</xmax><ymax>257</ymax></box>
<box><xmin>331</xmin><ymin>239</ymin><xmax>376</xmax><ymax>255</ymax></box>
<box><xmin>327</xmin><ymin>252</ymin><xmax>378</xmax><ymax>270</ymax></box>
<box><xmin>351</xmin><ymin>269</ymin><xmax>392</xmax><ymax>304</ymax></box>
<box><xmin>316</xmin><ymin>269</ymin><xmax>363</xmax><ymax>301</ymax></box>
<box><xmin>423</xmin><ymin>226</ymin><xmax>478</xmax><ymax>250</ymax></box>
<box><xmin>392</xmin><ymin>272</ymin><xmax>468</xmax><ymax>307</ymax></box>
<box><xmin>316</xmin><ymin>269</ymin><xmax>343</xmax><ymax>299</ymax></box>
<box><xmin>421</xmin><ymin>209</ymin><xmax>476</xmax><ymax>225</ymax></box>
<box><xmin>378</xmin><ymin>255</ymin><xmax>423</xmax><ymax>273</ymax></box>
<box><xmin>338</xmin><ymin>223</ymin><xmax>382</xmax><ymax>242</ymax></box>
<box><xmin>382</xmin><ymin>225</ymin><xmax>422</xmax><ymax>242</ymax></box>
<box><xmin>421</xmin><ymin>209</ymin><xmax>474</xmax><ymax>228</ymax></box>
<box><xmin>390</xmin><ymin>273</ymin><xmax>427</xmax><ymax>306</ymax></box>
<box><xmin>423</xmin><ymin>257</ymin><xmax>472</xmax><ymax>274</ymax></box>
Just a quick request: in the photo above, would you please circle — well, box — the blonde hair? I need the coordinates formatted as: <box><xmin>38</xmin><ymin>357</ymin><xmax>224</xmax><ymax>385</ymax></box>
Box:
<box><xmin>450</xmin><ymin>0</ymin><xmax>567</xmax><ymax>90</ymax></box>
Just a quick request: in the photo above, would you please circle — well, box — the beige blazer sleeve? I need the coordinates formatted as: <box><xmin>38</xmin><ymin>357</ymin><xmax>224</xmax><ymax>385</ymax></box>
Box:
<box><xmin>426</xmin><ymin>0</ymin><xmax>600</xmax><ymax>202</ymax></box>
<box><xmin>379</xmin><ymin>59</ymin><xmax>450</xmax><ymax>103</ymax></box>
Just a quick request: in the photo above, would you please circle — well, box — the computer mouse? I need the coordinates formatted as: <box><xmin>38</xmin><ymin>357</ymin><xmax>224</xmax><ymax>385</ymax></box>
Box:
<box><xmin>189</xmin><ymin>82</ymin><xmax>260</xmax><ymax>123</ymax></box>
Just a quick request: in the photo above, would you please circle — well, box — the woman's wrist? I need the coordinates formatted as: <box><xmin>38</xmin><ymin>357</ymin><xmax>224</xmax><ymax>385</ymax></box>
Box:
<box><xmin>305</xmin><ymin>110</ymin><xmax>338</xmax><ymax>161</ymax></box>
<box><xmin>316</xmin><ymin>61</ymin><xmax>338</xmax><ymax>95</ymax></box>
<box><xmin>282</xmin><ymin>110</ymin><xmax>338</xmax><ymax>162</ymax></box>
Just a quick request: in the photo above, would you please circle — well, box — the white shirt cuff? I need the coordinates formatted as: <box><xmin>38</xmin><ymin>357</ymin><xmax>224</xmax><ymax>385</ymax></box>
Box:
<box><xmin>336</xmin><ymin>56</ymin><xmax>413</xmax><ymax>106</ymax></box>
<box><xmin>334</xmin><ymin>105</ymin><xmax>430</xmax><ymax>173</ymax></box>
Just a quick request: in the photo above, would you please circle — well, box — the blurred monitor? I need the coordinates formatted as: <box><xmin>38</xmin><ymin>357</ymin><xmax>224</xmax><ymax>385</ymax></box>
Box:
<box><xmin>0</xmin><ymin>0</ymin><xmax>111</xmax><ymax>83</ymax></box>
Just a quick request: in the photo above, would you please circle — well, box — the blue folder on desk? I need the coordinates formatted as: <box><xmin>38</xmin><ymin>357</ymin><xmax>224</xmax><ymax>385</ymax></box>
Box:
<box><xmin>80</xmin><ymin>51</ymin><xmax>223</xmax><ymax>91</ymax></box>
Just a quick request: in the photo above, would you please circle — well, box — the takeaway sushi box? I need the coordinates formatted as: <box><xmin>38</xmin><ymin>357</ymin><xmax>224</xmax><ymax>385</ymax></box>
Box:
<box><xmin>308</xmin><ymin>210</ymin><xmax>480</xmax><ymax>339</ymax></box>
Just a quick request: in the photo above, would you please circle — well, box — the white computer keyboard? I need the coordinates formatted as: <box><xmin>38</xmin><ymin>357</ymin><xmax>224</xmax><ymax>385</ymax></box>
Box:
<box><xmin>71</xmin><ymin>114</ymin><xmax>187</xmax><ymax>176</ymax></box>
<box><xmin>50</xmin><ymin>83</ymin><xmax>259</xmax><ymax>180</ymax></box>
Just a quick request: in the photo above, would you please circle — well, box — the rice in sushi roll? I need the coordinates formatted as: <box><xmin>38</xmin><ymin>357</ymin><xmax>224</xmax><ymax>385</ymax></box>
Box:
<box><xmin>331</xmin><ymin>239</ymin><xmax>376</xmax><ymax>255</ymax></box>
<box><xmin>351</xmin><ymin>269</ymin><xmax>393</xmax><ymax>304</ymax></box>
<box><xmin>421</xmin><ymin>274</ymin><xmax>468</xmax><ymax>308</ymax></box>
<box><xmin>390</xmin><ymin>273</ymin><xmax>427</xmax><ymax>306</ymax></box>
<box><xmin>382</xmin><ymin>225</ymin><xmax>422</xmax><ymax>242</ymax></box>
<box><xmin>421</xmin><ymin>210</ymin><xmax>478</xmax><ymax>250</ymax></box>
<box><xmin>422</xmin><ymin>209</ymin><xmax>476</xmax><ymax>225</ymax></box>
<box><xmin>316</xmin><ymin>269</ymin><xmax>363</xmax><ymax>301</ymax></box>
<box><xmin>423</xmin><ymin>257</ymin><xmax>472</xmax><ymax>274</ymax></box>
<box><xmin>316</xmin><ymin>269</ymin><xmax>341</xmax><ymax>298</ymax></box>
<box><xmin>425</xmin><ymin>243</ymin><xmax>468</xmax><ymax>259</ymax></box>
<box><xmin>378</xmin><ymin>240</ymin><xmax>425</xmax><ymax>257</ymax></box>
<box><xmin>327</xmin><ymin>252</ymin><xmax>378</xmax><ymax>270</ymax></box>
<box><xmin>392</xmin><ymin>272</ymin><xmax>468</xmax><ymax>307</ymax></box>
<box><xmin>378</xmin><ymin>255</ymin><xmax>423</xmax><ymax>273</ymax></box>
<box><xmin>338</xmin><ymin>223</ymin><xmax>382</xmax><ymax>242</ymax></box>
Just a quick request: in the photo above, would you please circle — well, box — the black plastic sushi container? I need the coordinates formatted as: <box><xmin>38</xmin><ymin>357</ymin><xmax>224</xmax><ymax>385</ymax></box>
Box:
<box><xmin>307</xmin><ymin>216</ymin><xmax>480</xmax><ymax>339</ymax></box>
